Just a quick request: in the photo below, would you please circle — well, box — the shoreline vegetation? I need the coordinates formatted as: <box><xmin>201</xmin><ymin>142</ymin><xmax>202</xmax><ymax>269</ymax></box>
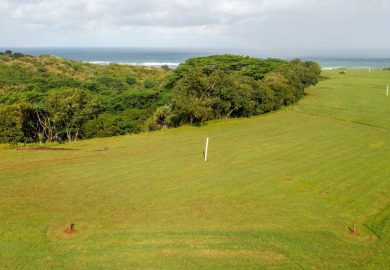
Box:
<box><xmin>0</xmin><ymin>50</ymin><xmax>321</xmax><ymax>145</ymax></box>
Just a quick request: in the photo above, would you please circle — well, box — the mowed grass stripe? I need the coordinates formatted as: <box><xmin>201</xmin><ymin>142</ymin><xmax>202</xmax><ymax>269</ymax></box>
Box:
<box><xmin>295</xmin><ymin>69</ymin><xmax>390</xmax><ymax>129</ymax></box>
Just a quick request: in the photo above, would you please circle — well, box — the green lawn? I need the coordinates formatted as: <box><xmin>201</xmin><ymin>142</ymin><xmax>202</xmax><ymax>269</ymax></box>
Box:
<box><xmin>294</xmin><ymin>69</ymin><xmax>390</xmax><ymax>129</ymax></box>
<box><xmin>0</xmin><ymin>69</ymin><xmax>389</xmax><ymax>269</ymax></box>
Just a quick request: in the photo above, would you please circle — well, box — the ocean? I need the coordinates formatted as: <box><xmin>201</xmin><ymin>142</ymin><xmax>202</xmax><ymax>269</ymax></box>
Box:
<box><xmin>2</xmin><ymin>47</ymin><xmax>390</xmax><ymax>70</ymax></box>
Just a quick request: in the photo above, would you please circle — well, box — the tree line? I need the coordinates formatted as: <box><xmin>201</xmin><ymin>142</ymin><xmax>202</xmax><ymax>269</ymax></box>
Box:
<box><xmin>0</xmin><ymin>52</ymin><xmax>321</xmax><ymax>144</ymax></box>
<box><xmin>166</xmin><ymin>56</ymin><xmax>320</xmax><ymax>125</ymax></box>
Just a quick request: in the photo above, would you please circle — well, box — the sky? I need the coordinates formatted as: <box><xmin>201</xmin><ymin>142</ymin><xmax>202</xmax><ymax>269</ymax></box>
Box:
<box><xmin>1</xmin><ymin>0</ymin><xmax>390</xmax><ymax>56</ymax></box>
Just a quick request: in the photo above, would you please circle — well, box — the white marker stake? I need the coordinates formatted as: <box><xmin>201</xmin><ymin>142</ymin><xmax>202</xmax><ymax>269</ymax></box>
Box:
<box><xmin>204</xmin><ymin>137</ymin><xmax>209</xmax><ymax>162</ymax></box>
<box><xmin>387</xmin><ymin>85</ymin><xmax>389</xmax><ymax>97</ymax></box>
<box><xmin>369</xmin><ymin>68</ymin><xmax>371</xmax><ymax>73</ymax></box>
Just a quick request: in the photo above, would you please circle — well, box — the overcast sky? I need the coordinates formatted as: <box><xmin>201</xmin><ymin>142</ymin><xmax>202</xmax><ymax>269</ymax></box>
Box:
<box><xmin>1</xmin><ymin>0</ymin><xmax>390</xmax><ymax>56</ymax></box>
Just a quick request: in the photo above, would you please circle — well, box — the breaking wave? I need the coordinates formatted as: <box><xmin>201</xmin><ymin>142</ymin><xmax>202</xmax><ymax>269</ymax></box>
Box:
<box><xmin>87</xmin><ymin>61</ymin><xmax>180</xmax><ymax>68</ymax></box>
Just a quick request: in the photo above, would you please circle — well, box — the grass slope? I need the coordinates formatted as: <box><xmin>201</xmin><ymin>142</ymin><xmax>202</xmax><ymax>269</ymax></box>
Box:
<box><xmin>0</xmin><ymin>70</ymin><xmax>389</xmax><ymax>269</ymax></box>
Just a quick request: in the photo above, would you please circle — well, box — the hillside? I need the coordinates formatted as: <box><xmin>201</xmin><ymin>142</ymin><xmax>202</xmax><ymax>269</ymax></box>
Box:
<box><xmin>0</xmin><ymin>69</ymin><xmax>389</xmax><ymax>269</ymax></box>
<box><xmin>0</xmin><ymin>52</ymin><xmax>169</xmax><ymax>142</ymax></box>
<box><xmin>0</xmin><ymin>52</ymin><xmax>320</xmax><ymax>144</ymax></box>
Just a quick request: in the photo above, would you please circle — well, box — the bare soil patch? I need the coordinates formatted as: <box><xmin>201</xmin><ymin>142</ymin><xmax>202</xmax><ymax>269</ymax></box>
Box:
<box><xmin>47</xmin><ymin>222</ymin><xmax>88</xmax><ymax>241</ymax></box>
<box><xmin>64</xmin><ymin>224</ymin><xmax>76</xmax><ymax>234</ymax></box>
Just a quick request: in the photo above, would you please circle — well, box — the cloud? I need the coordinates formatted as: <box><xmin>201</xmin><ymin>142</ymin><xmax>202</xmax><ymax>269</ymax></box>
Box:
<box><xmin>1</xmin><ymin>0</ymin><xmax>390</xmax><ymax>54</ymax></box>
<box><xmin>2</xmin><ymin>0</ymin><xmax>317</xmax><ymax>29</ymax></box>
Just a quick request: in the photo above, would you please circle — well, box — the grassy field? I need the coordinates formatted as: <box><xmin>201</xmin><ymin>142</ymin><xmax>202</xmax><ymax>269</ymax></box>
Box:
<box><xmin>0</xmin><ymin>69</ymin><xmax>389</xmax><ymax>269</ymax></box>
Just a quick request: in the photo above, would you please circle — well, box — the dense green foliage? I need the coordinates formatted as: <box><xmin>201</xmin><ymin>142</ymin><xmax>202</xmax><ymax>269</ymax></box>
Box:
<box><xmin>169</xmin><ymin>55</ymin><xmax>321</xmax><ymax>124</ymax></box>
<box><xmin>0</xmin><ymin>52</ymin><xmax>168</xmax><ymax>143</ymax></box>
<box><xmin>0</xmin><ymin>101</ymin><xmax>25</xmax><ymax>143</ymax></box>
<box><xmin>0</xmin><ymin>52</ymin><xmax>320</xmax><ymax>144</ymax></box>
<box><xmin>45</xmin><ymin>89</ymin><xmax>100</xmax><ymax>143</ymax></box>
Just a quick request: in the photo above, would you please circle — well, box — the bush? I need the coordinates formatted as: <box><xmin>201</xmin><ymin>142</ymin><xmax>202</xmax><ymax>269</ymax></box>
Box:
<box><xmin>143</xmin><ymin>78</ymin><xmax>156</xmax><ymax>89</ymax></box>
<box><xmin>0</xmin><ymin>103</ymin><xmax>26</xmax><ymax>144</ymax></box>
<box><xmin>97</xmin><ymin>77</ymin><xmax>127</xmax><ymax>92</ymax></box>
<box><xmin>126</xmin><ymin>76</ymin><xmax>137</xmax><ymax>85</ymax></box>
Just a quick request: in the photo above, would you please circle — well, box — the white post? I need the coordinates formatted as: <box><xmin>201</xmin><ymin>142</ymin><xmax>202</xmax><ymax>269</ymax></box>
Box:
<box><xmin>204</xmin><ymin>137</ymin><xmax>209</xmax><ymax>162</ymax></box>
<box><xmin>369</xmin><ymin>67</ymin><xmax>371</xmax><ymax>73</ymax></box>
<box><xmin>387</xmin><ymin>85</ymin><xmax>389</xmax><ymax>97</ymax></box>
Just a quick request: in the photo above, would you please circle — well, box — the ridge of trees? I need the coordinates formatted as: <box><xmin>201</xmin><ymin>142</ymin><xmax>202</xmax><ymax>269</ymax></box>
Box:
<box><xmin>166</xmin><ymin>55</ymin><xmax>321</xmax><ymax>125</ymax></box>
<box><xmin>0</xmin><ymin>52</ymin><xmax>321</xmax><ymax>144</ymax></box>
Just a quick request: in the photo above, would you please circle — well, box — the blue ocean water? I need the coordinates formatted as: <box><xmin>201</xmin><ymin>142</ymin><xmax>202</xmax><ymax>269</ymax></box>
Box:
<box><xmin>2</xmin><ymin>47</ymin><xmax>390</xmax><ymax>70</ymax></box>
<box><xmin>2</xmin><ymin>47</ymin><xmax>212</xmax><ymax>68</ymax></box>
<box><xmin>301</xmin><ymin>57</ymin><xmax>390</xmax><ymax>70</ymax></box>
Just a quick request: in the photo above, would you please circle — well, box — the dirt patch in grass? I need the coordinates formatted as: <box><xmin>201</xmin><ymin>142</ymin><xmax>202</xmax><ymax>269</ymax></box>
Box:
<box><xmin>351</xmin><ymin>231</ymin><xmax>361</xmax><ymax>236</ymax></box>
<box><xmin>193</xmin><ymin>249</ymin><xmax>286</xmax><ymax>263</ymax></box>
<box><xmin>91</xmin><ymin>147</ymin><xmax>109</xmax><ymax>152</ymax></box>
<box><xmin>348</xmin><ymin>225</ymin><xmax>361</xmax><ymax>237</ymax></box>
<box><xmin>47</xmin><ymin>222</ymin><xmax>88</xmax><ymax>241</ymax></box>
<box><xmin>64</xmin><ymin>223</ymin><xmax>76</xmax><ymax>234</ymax></box>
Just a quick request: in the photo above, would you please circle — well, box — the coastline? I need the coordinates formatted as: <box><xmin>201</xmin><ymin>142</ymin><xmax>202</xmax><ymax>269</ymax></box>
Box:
<box><xmin>2</xmin><ymin>47</ymin><xmax>390</xmax><ymax>70</ymax></box>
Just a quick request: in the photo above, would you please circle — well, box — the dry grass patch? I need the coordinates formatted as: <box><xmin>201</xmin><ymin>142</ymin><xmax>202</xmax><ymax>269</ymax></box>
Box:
<box><xmin>196</xmin><ymin>248</ymin><xmax>286</xmax><ymax>262</ymax></box>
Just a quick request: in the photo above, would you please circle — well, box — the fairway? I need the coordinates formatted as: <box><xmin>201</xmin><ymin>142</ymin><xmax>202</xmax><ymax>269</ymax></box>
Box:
<box><xmin>0</xmin><ymin>70</ymin><xmax>389</xmax><ymax>269</ymax></box>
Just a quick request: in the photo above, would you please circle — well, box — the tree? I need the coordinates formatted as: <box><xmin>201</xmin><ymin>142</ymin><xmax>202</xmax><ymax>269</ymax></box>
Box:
<box><xmin>160</xmin><ymin>65</ymin><xmax>170</xmax><ymax>71</ymax></box>
<box><xmin>22</xmin><ymin>104</ymin><xmax>54</xmax><ymax>143</ymax></box>
<box><xmin>0</xmin><ymin>101</ymin><xmax>57</xmax><ymax>144</ymax></box>
<box><xmin>172</xmin><ymin>67</ymin><xmax>217</xmax><ymax>124</ymax></box>
<box><xmin>276</xmin><ymin>59</ymin><xmax>321</xmax><ymax>98</ymax></box>
<box><xmin>126</xmin><ymin>75</ymin><xmax>137</xmax><ymax>85</ymax></box>
<box><xmin>143</xmin><ymin>78</ymin><xmax>157</xmax><ymax>89</ymax></box>
<box><xmin>216</xmin><ymin>73</ymin><xmax>256</xmax><ymax>118</ymax></box>
<box><xmin>46</xmin><ymin>88</ymin><xmax>99</xmax><ymax>143</ymax></box>
<box><xmin>150</xmin><ymin>104</ymin><xmax>174</xmax><ymax>130</ymax></box>
<box><xmin>172</xmin><ymin>68</ymin><xmax>259</xmax><ymax>124</ymax></box>
<box><xmin>252</xmin><ymin>81</ymin><xmax>277</xmax><ymax>114</ymax></box>
<box><xmin>166</xmin><ymin>54</ymin><xmax>288</xmax><ymax>89</ymax></box>
<box><xmin>0</xmin><ymin>103</ymin><xmax>25</xmax><ymax>144</ymax></box>
<box><xmin>262</xmin><ymin>72</ymin><xmax>295</xmax><ymax>107</ymax></box>
<box><xmin>82</xmin><ymin>113</ymin><xmax>121</xmax><ymax>138</ymax></box>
